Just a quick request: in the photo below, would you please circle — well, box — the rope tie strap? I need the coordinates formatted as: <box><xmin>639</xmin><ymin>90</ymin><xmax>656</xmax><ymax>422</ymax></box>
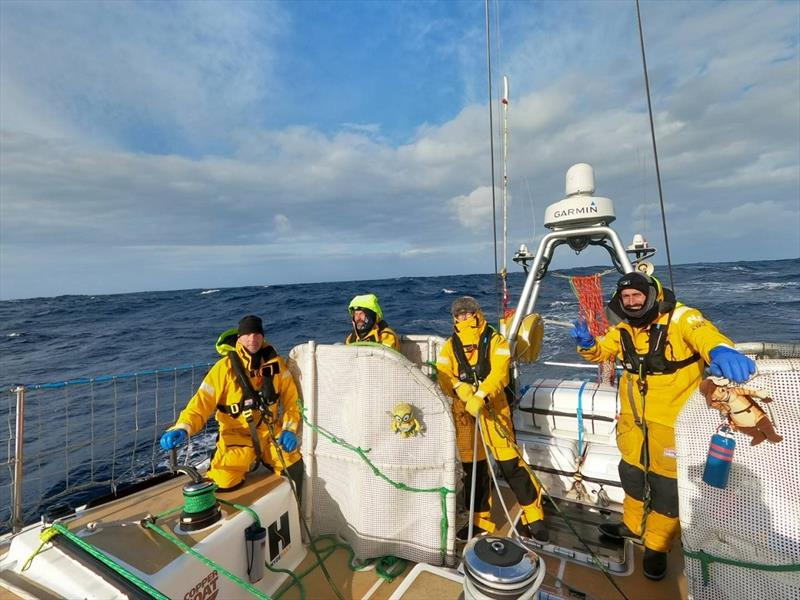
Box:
<box><xmin>683</xmin><ymin>548</ymin><xmax>800</xmax><ymax>586</ymax></box>
<box><xmin>375</xmin><ymin>555</ymin><xmax>407</xmax><ymax>582</ymax></box>
<box><xmin>20</xmin><ymin>526</ymin><xmax>60</xmax><ymax>572</ymax></box>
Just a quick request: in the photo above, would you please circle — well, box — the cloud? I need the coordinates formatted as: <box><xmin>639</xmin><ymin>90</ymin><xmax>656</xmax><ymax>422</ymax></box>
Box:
<box><xmin>273</xmin><ymin>214</ymin><xmax>291</xmax><ymax>235</ymax></box>
<box><xmin>0</xmin><ymin>1</ymin><xmax>287</xmax><ymax>152</ymax></box>
<box><xmin>0</xmin><ymin>1</ymin><xmax>798</xmax><ymax>299</ymax></box>
<box><xmin>448</xmin><ymin>186</ymin><xmax>498</xmax><ymax>231</ymax></box>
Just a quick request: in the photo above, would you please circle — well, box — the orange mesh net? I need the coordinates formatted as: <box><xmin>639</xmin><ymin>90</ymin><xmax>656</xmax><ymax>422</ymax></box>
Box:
<box><xmin>570</xmin><ymin>273</ymin><xmax>616</xmax><ymax>385</ymax></box>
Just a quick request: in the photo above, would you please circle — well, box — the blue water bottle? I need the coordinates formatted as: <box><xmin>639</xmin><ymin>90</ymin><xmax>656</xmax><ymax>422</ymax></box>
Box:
<box><xmin>702</xmin><ymin>425</ymin><xmax>736</xmax><ymax>489</ymax></box>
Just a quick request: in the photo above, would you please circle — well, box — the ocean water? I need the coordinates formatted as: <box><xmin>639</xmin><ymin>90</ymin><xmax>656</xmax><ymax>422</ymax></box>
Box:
<box><xmin>2</xmin><ymin>259</ymin><xmax>798</xmax><ymax>390</ymax></box>
<box><xmin>0</xmin><ymin>258</ymin><xmax>797</xmax><ymax>527</ymax></box>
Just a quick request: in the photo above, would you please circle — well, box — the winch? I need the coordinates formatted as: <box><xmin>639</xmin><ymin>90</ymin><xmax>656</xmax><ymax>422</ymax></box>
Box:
<box><xmin>176</xmin><ymin>465</ymin><xmax>222</xmax><ymax>532</ymax></box>
<box><xmin>462</xmin><ymin>536</ymin><xmax>545</xmax><ymax>600</ymax></box>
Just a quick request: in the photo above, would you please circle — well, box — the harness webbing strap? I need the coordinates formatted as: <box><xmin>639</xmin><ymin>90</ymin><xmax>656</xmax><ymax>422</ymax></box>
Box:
<box><xmin>226</xmin><ymin>350</ymin><xmax>279</xmax><ymax>463</ymax></box>
<box><xmin>625</xmin><ymin>377</ymin><xmax>641</xmax><ymax>426</ymax></box>
<box><xmin>619</xmin><ymin>319</ymin><xmax>701</xmax><ymax>377</ymax></box>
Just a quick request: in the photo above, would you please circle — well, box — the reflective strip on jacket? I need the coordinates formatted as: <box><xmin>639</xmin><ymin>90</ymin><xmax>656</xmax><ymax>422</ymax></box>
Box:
<box><xmin>174</xmin><ymin>340</ymin><xmax>301</xmax><ymax>436</ymax></box>
<box><xmin>579</xmin><ymin>304</ymin><xmax>733</xmax><ymax>428</ymax></box>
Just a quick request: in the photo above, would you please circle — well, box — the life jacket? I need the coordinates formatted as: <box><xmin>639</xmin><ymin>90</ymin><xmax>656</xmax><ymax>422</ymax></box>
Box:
<box><xmin>346</xmin><ymin>320</ymin><xmax>390</xmax><ymax>345</ymax></box>
<box><xmin>451</xmin><ymin>323</ymin><xmax>495</xmax><ymax>385</ymax></box>
<box><xmin>618</xmin><ymin>314</ymin><xmax>702</xmax><ymax>377</ymax></box>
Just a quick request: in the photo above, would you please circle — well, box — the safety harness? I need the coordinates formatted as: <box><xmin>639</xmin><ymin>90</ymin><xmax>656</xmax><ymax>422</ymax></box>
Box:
<box><xmin>451</xmin><ymin>324</ymin><xmax>494</xmax><ymax>385</ymax></box>
<box><xmin>451</xmin><ymin>324</ymin><xmax>517</xmax><ymax>409</ymax></box>
<box><xmin>217</xmin><ymin>346</ymin><xmax>280</xmax><ymax>463</ymax></box>
<box><xmin>618</xmin><ymin>312</ymin><xmax>702</xmax><ymax>421</ymax></box>
<box><xmin>619</xmin><ymin>317</ymin><xmax>701</xmax><ymax>376</ymax></box>
<box><xmin>346</xmin><ymin>320</ymin><xmax>390</xmax><ymax>345</ymax></box>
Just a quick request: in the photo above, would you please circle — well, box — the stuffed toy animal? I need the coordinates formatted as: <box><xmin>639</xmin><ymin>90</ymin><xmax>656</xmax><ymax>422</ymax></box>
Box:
<box><xmin>698</xmin><ymin>377</ymin><xmax>783</xmax><ymax>446</ymax></box>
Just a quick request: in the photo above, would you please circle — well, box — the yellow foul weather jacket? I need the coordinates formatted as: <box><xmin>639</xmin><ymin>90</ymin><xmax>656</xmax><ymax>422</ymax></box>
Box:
<box><xmin>437</xmin><ymin>312</ymin><xmax>515</xmax><ymax>463</ymax></box>
<box><xmin>174</xmin><ymin>340</ymin><xmax>300</xmax><ymax>437</ymax></box>
<box><xmin>579</xmin><ymin>301</ymin><xmax>732</xmax><ymax>552</ymax></box>
<box><xmin>345</xmin><ymin>322</ymin><xmax>400</xmax><ymax>349</ymax></box>
<box><xmin>579</xmin><ymin>303</ymin><xmax>733</xmax><ymax>428</ymax></box>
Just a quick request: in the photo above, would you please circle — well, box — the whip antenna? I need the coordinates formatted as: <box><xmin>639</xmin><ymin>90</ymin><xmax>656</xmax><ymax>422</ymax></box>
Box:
<box><xmin>501</xmin><ymin>75</ymin><xmax>510</xmax><ymax>316</ymax></box>
<box><xmin>485</xmin><ymin>0</ymin><xmax>501</xmax><ymax>319</ymax></box>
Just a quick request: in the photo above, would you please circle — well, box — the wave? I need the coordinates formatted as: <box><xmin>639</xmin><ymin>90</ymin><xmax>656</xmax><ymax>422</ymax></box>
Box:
<box><xmin>734</xmin><ymin>281</ymin><xmax>798</xmax><ymax>291</ymax></box>
<box><xmin>200</xmin><ymin>289</ymin><xmax>221</xmax><ymax>295</ymax></box>
<box><xmin>442</xmin><ymin>288</ymin><xmax>456</xmax><ymax>294</ymax></box>
<box><xmin>7</xmin><ymin>332</ymin><xmax>22</xmax><ymax>338</ymax></box>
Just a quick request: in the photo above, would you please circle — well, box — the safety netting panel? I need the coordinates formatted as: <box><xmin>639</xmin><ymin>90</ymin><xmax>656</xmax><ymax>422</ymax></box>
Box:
<box><xmin>288</xmin><ymin>342</ymin><xmax>459</xmax><ymax>566</ymax></box>
<box><xmin>676</xmin><ymin>358</ymin><xmax>800</xmax><ymax>600</ymax></box>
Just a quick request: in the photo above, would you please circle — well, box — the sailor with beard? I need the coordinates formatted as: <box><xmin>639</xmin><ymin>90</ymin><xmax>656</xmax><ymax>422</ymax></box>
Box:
<box><xmin>571</xmin><ymin>272</ymin><xmax>755</xmax><ymax>580</ymax></box>
<box><xmin>345</xmin><ymin>293</ymin><xmax>399</xmax><ymax>349</ymax></box>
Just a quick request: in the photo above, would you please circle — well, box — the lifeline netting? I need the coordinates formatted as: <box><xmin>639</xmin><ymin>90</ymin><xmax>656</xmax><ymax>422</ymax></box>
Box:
<box><xmin>676</xmin><ymin>352</ymin><xmax>800</xmax><ymax>599</ymax></box>
<box><xmin>288</xmin><ymin>339</ymin><xmax>459</xmax><ymax>567</ymax></box>
<box><xmin>570</xmin><ymin>273</ymin><xmax>615</xmax><ymax>385</ymax></box>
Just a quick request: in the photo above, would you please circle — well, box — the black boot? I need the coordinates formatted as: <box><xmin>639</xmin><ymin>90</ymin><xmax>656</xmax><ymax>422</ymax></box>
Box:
<box><xmin>518</xmin><ymin>520</ymin><xmax>549</xmax><ymax>543</ymax></box>
<box><xmin>598</xmin><ymin>522</ymin><xmax>639</xmax><ymax>541</ymax></box>
<box><xmin>456</xmin><ymin>523</ymin><xmax>488</xmax><ymax>542</ymax></box>
<box><xmin>643</xmin><ymin>548</ymin><xmax>667</xmax><ymax>580</ymax></box>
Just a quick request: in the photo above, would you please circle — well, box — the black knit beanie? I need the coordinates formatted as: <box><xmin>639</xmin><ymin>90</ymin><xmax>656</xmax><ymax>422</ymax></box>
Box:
<box><xmin>238</xmin><ymin>315</ymin><xmax>264</xmax><ymax>335</ymax></box>
<box><xmin>616</xmin><ymin>272</ymin><xmax>655</xmax><ymax>295</ymax></box>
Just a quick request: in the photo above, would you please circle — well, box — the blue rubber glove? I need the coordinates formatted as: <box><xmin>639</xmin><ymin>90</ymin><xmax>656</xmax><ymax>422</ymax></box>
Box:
<box><xmin>277</xmin><ymin>430</ymin><xmax>298</xmax><ymax>452</ymax></box>
<box><xmin>160</xmin><ymin>429</ymin><xmax>187</xmax><ymax>450</ymax></box>
<box><xmin>709</xmin><ymin>346</ymin><xmax>756</xmax><ymax>383</ymax></box>
<box><xmin>570</xmin><ymin>320</ymin><xmax>595</xmax><ymax>349</ymax></box>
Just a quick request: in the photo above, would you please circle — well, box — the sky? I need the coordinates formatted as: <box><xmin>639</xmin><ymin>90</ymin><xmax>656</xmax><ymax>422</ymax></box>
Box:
<box><xmin>1</xmin><ymin>0</ymin><xmax>798</xmax><ymax>300</ymax></box>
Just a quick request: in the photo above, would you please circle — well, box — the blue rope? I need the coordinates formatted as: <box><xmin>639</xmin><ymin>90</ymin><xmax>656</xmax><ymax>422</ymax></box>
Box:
<box><xmin>576</xmin><ymin>381</ymin><xmax>587</xmax><ymax>459</ymax></box>
<box><xmin>17</xmin><ymin>362</ymin><xmax>216</xmax><ymax>391</ymax></box>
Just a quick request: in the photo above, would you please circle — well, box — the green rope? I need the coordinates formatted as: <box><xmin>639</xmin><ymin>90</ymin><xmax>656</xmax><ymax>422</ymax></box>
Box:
<box><xmin>42</xmin><ymin>523</ymin><xmax>170</xmax><ymax>599</ymax></box>
<box><xmin>154</xmin><ymin>505</ymin><xmax>183</xmax><ymax>520</ymax></box>
<box><xmin>270</xmin><ymin>535</ymin><xmax>403</xmax><ymax>600</ymax></box>
<box><xmin>683</xmin><ymin>548</ymin><xmax>800</xmax><ymax>586</ymax></box>
<box><xmin>183</xmin><ymin>488</ymin><xmax>218</xmax><ymax>514</ymax></box>
<box><xmin>218</xmin><ymin>498</ymin><xmax>261</xmax><ymax>527</ymax></box>
<box><xmin>264</xmin><ymin>561</ymin><xmax>306</xmax><ymax>600</ymax></box>
<box><xmin>424</xmin><ymin>360</ymin><xmax>439</xmax><ymax>382</ymax></box>
<box><xmin>375</xmin><ymin>555</ymin><xmax>407</xmax><ymax>583</ymax></box>
<box><xmin>299</xmin><ymin>399</ymin><xmax>455</xmax><ymax>563</ymax></box>
<box><xmin>144</xmin><ymin>521</ymin><xmax>271</xmax><ymax>599</ymax></box>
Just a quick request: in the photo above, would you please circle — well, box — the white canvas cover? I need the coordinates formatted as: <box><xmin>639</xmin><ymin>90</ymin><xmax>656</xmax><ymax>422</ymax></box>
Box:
<box><xmin>515</xmin><ymin>379</ymin><xmax>619</xmax><ymax>442</ymax></box>
<box><xmin>676</xmin><ymin>357</ymin><xmax>800</xmax><ymax>599</ymax></box>
<box><xmin>288</xmin><ymin>341</ymin><xmax>459</xmax><ymax>566</ymax></box>
<box><xmin>580</xmin><ymin>443</ymin><xmax>625</xmax><ymax>507</ymax></box>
